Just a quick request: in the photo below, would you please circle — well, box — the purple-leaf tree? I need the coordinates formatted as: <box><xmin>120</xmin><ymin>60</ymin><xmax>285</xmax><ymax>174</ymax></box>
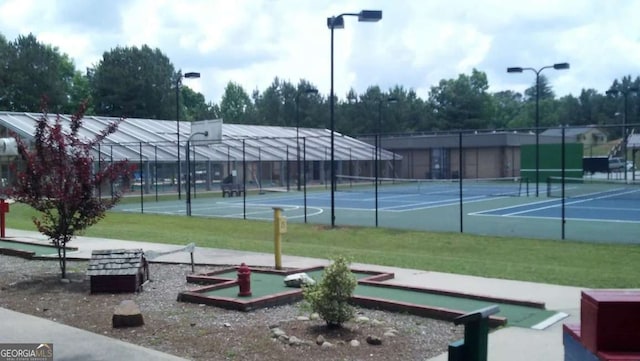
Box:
<box><xmin>9</xmin><ymin>102</ymin><xmax>134</xmax><ymax>279</ymax></box>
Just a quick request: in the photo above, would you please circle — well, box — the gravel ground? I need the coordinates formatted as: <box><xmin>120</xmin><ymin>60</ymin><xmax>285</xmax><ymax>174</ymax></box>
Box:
<box><xmin>0</xmin><ymin>255</ymin><xmax>463</xmax><ymax>361</ymax></box>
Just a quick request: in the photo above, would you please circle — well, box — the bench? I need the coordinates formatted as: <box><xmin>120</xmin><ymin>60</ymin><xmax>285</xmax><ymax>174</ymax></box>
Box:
<box><xmin>221</xmin><ymin>183</ymin><xmax>245</xmax><ymax>197</ymax></box>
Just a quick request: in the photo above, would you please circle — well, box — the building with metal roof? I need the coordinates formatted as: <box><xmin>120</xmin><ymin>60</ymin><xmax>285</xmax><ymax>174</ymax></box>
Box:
<box><xmin>0</xmin><ymin>111</ymin><xmax>397</xmax><ymax>162</ymax></box>
<box><xmin>0</xmin><ymin>111</ymin><xmax>398</xmax><ymax>193</ymax></box>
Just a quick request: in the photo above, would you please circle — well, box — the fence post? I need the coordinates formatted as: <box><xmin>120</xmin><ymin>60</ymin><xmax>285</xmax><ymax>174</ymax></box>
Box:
<box><xmin>459</xmin><ymin>131</ymin><xmax>463</xmax><ymax>233</ymax></box>
<box><xmin>139</xmin><ymin>142</ymin><xmax>143</xmax><ymax>214</ymax></box>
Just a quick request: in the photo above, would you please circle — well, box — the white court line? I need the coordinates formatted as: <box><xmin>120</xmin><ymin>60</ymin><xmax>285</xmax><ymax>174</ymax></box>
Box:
<box><xmin>208</xmin><ymin>202</ymin><xmax>325</xmax><ymax>220</ymax></box>
<box><xmin>387</xmin><ymin>196</ymin><xmax>503</xmax><ymax>212</ymax></box>
<box><xmin>471</xmin><ymin>211</ymin><xmax>640</xmax><ymax>224</ymax></box>
<box><xmin>467</xmin><ymin>198</ymin><xmax>560</xmax><ymax>216</ymax></box>
<box><xmin>504</xmin><ymin>189</ymin><xmax>640</xmax><ymax>216</ymax></box>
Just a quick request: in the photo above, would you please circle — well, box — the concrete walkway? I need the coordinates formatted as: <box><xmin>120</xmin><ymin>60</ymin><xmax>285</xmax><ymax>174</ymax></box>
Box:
<box><xmin>0</xmin><ymin>307</ymin><xmax>187</xmax><ymax>361</ymax></box>
<box><xmin>0</xmin><ymin>228</ymin><xmax>584</xmax><ymax>361</ymax></box>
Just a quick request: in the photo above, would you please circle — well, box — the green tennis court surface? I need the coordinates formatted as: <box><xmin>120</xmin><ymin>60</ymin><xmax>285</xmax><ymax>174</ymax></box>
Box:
<box><xmin>199</xmin><ymin>269</ymin><xmax>561</xmax><ymax>329</ymax></box>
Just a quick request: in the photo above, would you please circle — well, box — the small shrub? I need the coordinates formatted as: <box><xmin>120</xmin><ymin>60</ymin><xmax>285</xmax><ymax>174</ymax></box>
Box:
<box><xmin>303</xmin><ymin>256</ymin><xmax>357</xmax><ymax>328</ymax></box>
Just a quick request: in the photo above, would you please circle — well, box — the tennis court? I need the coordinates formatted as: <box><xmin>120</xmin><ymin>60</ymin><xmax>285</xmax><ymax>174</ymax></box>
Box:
<box><xmin>114</xmin><ymin>175</ymin><xmax>640</xmax><ymax>244</ymax></box>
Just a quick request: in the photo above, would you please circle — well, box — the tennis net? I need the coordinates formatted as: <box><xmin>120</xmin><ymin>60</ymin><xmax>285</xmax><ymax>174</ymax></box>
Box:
<box><xmin>546</xmin><ymin>176</ymin><xmax>640</xmax><ymax>200</ymax></box>
<box><xmin>336</xmin><ymin>175</ymin><xmax>528</xmax><ymax>197</ymax></box>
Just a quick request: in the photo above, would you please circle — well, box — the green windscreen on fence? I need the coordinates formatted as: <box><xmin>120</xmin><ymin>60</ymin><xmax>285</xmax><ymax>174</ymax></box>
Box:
<box><xmin>521</xmin><ymin>143</ymin><xmax>583</xmax><ymax>182</ymax></box>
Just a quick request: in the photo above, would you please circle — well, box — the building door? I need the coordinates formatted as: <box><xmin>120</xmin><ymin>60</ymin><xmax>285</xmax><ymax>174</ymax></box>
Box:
<box><xmin>430</xmin><ymin>148</ymin><xmax>450</xmax><ymax>179</ymax></box>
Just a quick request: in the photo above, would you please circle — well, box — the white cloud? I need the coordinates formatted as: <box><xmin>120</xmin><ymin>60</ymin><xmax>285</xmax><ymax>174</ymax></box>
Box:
<box><xmin>1</xmin><ymin>0</ymin><xmax>639</xmax><ymax>104</ymax></box>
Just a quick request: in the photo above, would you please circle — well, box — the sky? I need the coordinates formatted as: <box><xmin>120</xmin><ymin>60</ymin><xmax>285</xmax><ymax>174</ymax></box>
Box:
<box><xmin>1</xmin><ymin>0</ymin><xmax>639</xmax><ymax>105</ymax></box>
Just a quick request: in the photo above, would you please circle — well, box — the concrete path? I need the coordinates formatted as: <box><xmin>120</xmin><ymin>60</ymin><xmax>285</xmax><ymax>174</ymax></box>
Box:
<box><xmin>0</xmin><ymin>307</ymin><xmax>187</xmax><ymax>361</ymax></box>
<box><xmin>0</xmin><ymin>228</ymin><xmax>585</xmax><ymax>361</ymax></box>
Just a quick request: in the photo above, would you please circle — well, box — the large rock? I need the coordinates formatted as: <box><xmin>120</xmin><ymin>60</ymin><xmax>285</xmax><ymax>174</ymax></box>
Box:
<box><xmin>283</xmin><ymin>273</ymin><xmax>315</xmax><ymax>288</ymax></box>
<box><xmin>112</xmin><ymin>300</ymin><xmax>144</xmax><ymax>328</ymax></box>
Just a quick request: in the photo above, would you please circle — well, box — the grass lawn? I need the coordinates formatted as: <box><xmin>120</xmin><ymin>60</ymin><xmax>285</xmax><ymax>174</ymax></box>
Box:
<box><xmin>7</xmin><ymin>203</ymin><xmax>640</xmax><ymax>288</ymax></box>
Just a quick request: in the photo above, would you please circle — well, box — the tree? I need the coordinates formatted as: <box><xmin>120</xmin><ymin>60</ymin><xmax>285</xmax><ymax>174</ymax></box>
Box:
<box><xmin>428</xmin><ymin>69</ymin><xmax>492</xmax><ymax>130</ymax></box>
<box><xmin>254</xmin><ymin>77</ymin><xmax>285</xmax><ymax>125</ymax></box>
<box><xmin>65</xmin><ymin>71</ymin><xmax>93</xmax><ymax>115</ymax></box>
<box><xmin>2</xmin><ymin>34</ymin><xmax>75</xmax><ymax>112</ymax></box>
<box><xmin>9</xmin><ymin>102</ymin><xmax>133</xmax><ymax>279</ymax></box>
<box><xmin>293</xmin><ymin>80</ymin><xmax>323</xmax><ymax>129</ymax></box>
<box><xmin>0</xmin><ymin>34</ymin><xmax>9</xmax><ymax>109</ymax></box>
<box><xmin>524</xmin><ymin>74</ymin><xmax>555</xmax><ymax>102</ymax></box>
<box><xmin>555</xmin><ymin>94</ymin><xmax>582</xmax><ymax>126</ymax></box>
<box><xmin>181</xmin><ymin>86</ymin><xmax>219</xmax><ymax>121</ymax></box>
<box><xmin>220</xmin><ymin>81</ymin><xmax>255</xmax><ymax>123</ymax></box>
<box><xmin>89</xmin><ymin>45</ymin><xmax>176</xmax><ymax>119</ymax></box>
<box><xmin>490</xmin><ymin>90</ymin><xmax>523</xmax><ymax>129</ymax></box>
<box><xmin>577</xmin><ymin>89</ymin><xmax>610</xmax><ymax>126</ymax></box>
<box><xmin>385</xmin><ymin>85</ymin><xmax>429</xmax><ymax>133</ymax></box>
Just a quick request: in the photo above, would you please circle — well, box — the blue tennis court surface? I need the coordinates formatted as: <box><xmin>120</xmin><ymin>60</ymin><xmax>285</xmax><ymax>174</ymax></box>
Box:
<box><xmin>472</xmin><ymin>194</ymin><xmax>640</xmax><ymax>222</ymax></box>
<box><xmin>114</xmin><ymin>176</ymin><xmax>640</xmax><ymax>243</ymax></box>
<box><xmin>117</xmin><ymin>183</ymin><xmax>639</xmax><ymax>223</ymax></box>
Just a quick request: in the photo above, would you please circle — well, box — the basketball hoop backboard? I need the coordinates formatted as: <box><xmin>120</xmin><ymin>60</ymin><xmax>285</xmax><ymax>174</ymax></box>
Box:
<box><xmin>190</xmin><ymin>119</ymin><xmax>222</xmax><ymax>143</ymax></box>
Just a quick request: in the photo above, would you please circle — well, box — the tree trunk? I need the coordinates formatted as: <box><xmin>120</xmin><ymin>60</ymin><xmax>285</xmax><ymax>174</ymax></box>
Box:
<box><xmin>61</xmin><ymin>243</ymin><xmax>67</xmax><ymax>279</ymax></box>
<box><xmin>55</xmin><ymin>238</ymin><xmax>67</xmax><ymax>279</ymax></box>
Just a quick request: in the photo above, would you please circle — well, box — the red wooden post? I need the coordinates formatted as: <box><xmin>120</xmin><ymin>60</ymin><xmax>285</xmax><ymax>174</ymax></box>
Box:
<box><xmin>0</xmin><ymin>199</ymin><xmax>8</xmax><ymax>238</ymax></box>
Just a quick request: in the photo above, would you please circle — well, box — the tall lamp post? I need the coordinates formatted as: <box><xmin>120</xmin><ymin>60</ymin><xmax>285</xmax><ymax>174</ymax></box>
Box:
<box><xmin>327</xmin><ymin>9</ymin><xmax>382</xmax><ymax>227</ymax></box>
<box><xmin>606</xmin><ymin>86</ymin><xmax>639</xmax><ymax>181</ymax></box>
<box><xmin>295</xmin><ymin>87</ymin><xmax>318</xmax><ymax>191</ymax></box>
<box><xmin>186</xmin><ymin>131</ymin><xmax>209</xmax><ymax>216</ymax></box>
<box><xmin>176</xmin><ymin>71</ymin><xmax>201</xmax><ymax>200</ymax></box>
<box><xmin>375</xmin><ymin>97</ymin><xmax>397</xmax><ymax>227</ymax></box>
<box><xmin>507</xmin><ymin>62</ymin><xmax>569</xmax><ymax>196</ymax></box>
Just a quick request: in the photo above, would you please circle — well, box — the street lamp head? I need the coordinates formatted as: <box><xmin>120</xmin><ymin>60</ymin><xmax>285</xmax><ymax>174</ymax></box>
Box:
<box><xmin>388</xmin><ymin>96</ymin><xmax>398</xmax><ymax>103</ymax></box>
<box><xmin>304</xmin><ymin>87</ymin><xmax>319</xmax><ymax>95</ymax></box>
<box><xmin>553</xmin><ymin>63</ymin><xmax>570</xmax><ymax>70</ymax></box>
<box><xmin>327</xmin><ymin>16</ymin><xmax>344</xmax><ymax>29</ymax></box>
<box><xmin>629</xmin><ymin>86</ymin><xmax>640</xmax><ymax>93</ymax></box>
<box><xmin>507</xmin><ymin>67</ymin><xmax>523</xmax><ymax>73</ymax></box>
<box><xmin>606</xmin><ymin>89</ymin><xmax>619</xmax><ymax>96</ymax></box>
<box><xmin>184</xmin><ymin>72</ymin><xmax>200</xmax><ymax>79</ymax></box>
<box><xmin>358</xmin><ymin>10</ymin><xmax>382</xmax><ymax>22</ymax></box>
<box><xmin>328</xmin><ymin>10</ymin><xmax>381</xmax><ymax>29</ymax></box>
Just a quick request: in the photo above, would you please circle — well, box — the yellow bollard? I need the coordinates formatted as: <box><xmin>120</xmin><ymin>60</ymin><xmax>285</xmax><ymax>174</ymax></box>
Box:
<box><xmin>273</xmin><ymin>207</ymin><xmax>287</xmax><ymax>270</ymax></box>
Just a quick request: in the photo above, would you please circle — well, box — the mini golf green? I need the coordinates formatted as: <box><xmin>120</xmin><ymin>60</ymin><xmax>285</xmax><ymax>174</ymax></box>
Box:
<box><xmin>353</xmin><ymin>283</ymin><xmax>556</xmax><ymax>328</ymax></box>
<box><xmin>182</xmin><ymin>267</ymin><xmax>562</xmax><ymax>329</ymax></box>
<box><xmin>202</xmin><ymin>270</ymin><xmax>374</xmax><ymax>299</ymax></box>
<box><xmin>0</xmin><ymin>239</ymin><xmax>63</xmax><ymax>257</ymax></box>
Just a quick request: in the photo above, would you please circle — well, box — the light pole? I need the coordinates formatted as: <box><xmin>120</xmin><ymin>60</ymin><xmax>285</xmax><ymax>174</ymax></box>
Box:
<box><xmin>327</xmin><ymin>9</ymin><xmax>382</xmax><ymax>227</ymax></box>
<box><xmin>295</xmin><ymin>87</ymin><xmax>318</xmax><ymax>191</ymax></box>
<box><xmin>176</xmin><ymin>71</ymin><xmax>200</xmax><ymax>200</ymax></box>
<box><xmin>507</xmin><ymin>62</ymin><xmax>569</xmax><ymax>196</ymax></box>
<box><xmin>186</xmin><ymin>131</ymin><xmax>209</xmax><ymax>216</ymax></box>
<box><xmin>606</xmin><ymin>86</ymin><xmax>639</xmax><ymax>181</ymax></box>
<box><xmin>375</xmin><ymin>97</ymin><xmax>397</xmax><ymax>227</ymax></box>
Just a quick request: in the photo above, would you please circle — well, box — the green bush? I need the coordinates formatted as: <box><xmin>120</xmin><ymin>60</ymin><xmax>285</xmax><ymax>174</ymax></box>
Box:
<box><xmin>303</xmin><ymin>256</ymin><xmax>357</xmax><ymax>328</ymax></box>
